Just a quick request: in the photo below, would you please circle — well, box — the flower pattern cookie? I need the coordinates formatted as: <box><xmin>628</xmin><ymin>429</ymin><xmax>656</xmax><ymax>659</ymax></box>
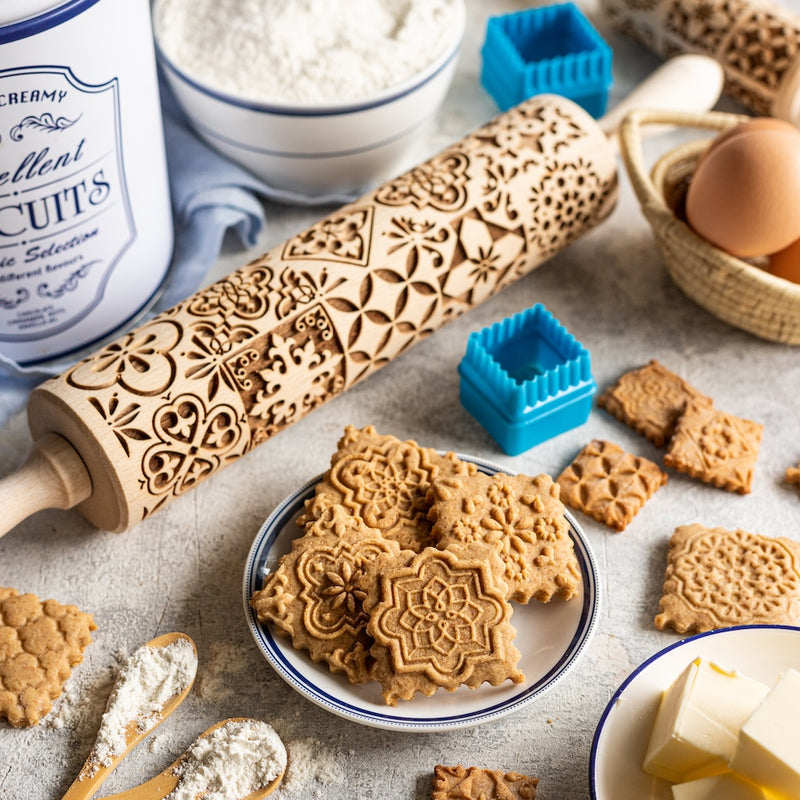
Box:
<box><xmin>250</xmin><ymin>506</ymin><xmax>402</xmax><ymax>684</ymax></box>
<box><xmin>297</xmin><ymin>425</ymin><xmax>477</xmax><ymax>552</ymax></box>
<box><xmin>664</xmin><ymin>401</ymin><xmax>763</xmax><ymax>494</ymax></box>
<box><xmin>598</xmin><ymin>360</ymin><xmax>712</xmax><ymax>446</ymax></box>
<box><xmin>428</xmin><ymin>471</ymin><xmax>580</xmax><ymax>604</ymax></box>
<box><xmin>363</xmin><ymin>544</ymin><xmax>523</xmax><ymax>705</ymax></box>
<box><xmin>557</xmin><ymin>439</ymin><xmax>668</xmax><ymax>531</ymax></box>
<box><xmin>432</xmin><ymin>765</ymin><xmax>539</xmax><ymax>800</ymax></box>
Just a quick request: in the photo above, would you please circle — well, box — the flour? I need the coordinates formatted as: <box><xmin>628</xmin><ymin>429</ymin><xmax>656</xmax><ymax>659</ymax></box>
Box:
<box><xmin>154</xmin><ymin>0</ymin><xmax>464</xmax><ymax>105</ymax></box>
<box><xmin>89</xmin><ymin>636</ymin><xmax>197</xmax><ymax>768</ymax></box>
<box><xmin>280</xmin><ymin>736</ymin><xmax>345</xmax><ymax>794</ymax></box>
<box><xmin>167</xmin><ymin>719</ymin><xmax>287</xmax><ymax>800</ymax></box>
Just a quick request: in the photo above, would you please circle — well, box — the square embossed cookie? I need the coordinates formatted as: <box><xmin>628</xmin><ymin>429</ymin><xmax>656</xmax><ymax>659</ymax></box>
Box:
<box><xmin>428</xmin><ymin>471</ymin><xmax>580</xmax><ymax>604</ymax></box>
<box><xmin>362</xmin><ymin>544</ymin><xmax>524</xmax><ymax>705</ymax></box>
<box><xmin>663</xmin><ymin>401</ymin><xmax>763</xmax><ymax>494</ymax></box>
<box><xmin>297</xmin><ymin>425</ymin><xmax>477</xmax><ymax>553</ymax></box>
<box><xmin>655</xmin><ymin>523</ymin><xmax>800</xmax><ymax>634</ymax></box>
<box><xmin>250</xmin><ymin>506</ymin><xmax>403</xmax><ymax>685</ymax></box>
<box><xmin>556</xmin><ymin>439</ymin><xmax>667</xmax><ymax>531</ymax></box>
<box><xmin>0</xmin><ymin>587</ymin><xmax>96</xmax><ymax>727</ymax></box>
<box><xmin>432</xmin><ymin>765</ymin><xmax>538</xmax><ymax>800</ymax></box>
<box><xmin>598</xmin><ymin>360</ymin><xmax>712</xmax><ymax>446</ymax></box>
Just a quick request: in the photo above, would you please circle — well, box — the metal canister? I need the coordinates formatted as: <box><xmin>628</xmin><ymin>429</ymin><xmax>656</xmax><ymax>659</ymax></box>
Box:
<box><xmin>0</xmin><ymin>0</ymin><xmax>173</xmax><ymax>365</ymax></box>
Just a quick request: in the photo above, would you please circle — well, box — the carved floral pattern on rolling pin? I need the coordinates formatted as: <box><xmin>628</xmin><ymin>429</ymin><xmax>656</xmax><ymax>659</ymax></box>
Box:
<box><xmin>601</xmin><ymin>0</ymin><xmax>800</xmax><ymax>114</ymax></box>
<box><xmin>38</xmin><ymin>96</ymin><xmax>617</xmax><ymax>531</ymax></box>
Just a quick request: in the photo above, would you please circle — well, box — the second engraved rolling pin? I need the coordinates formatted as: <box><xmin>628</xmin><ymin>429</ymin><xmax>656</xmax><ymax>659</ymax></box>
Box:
<box><xmin>601</xmin><ymin>0</ymin><xmax>800</xmax><ymax>123</ymax></box>
<box><xmin>0</xmin><ymin>56</ymin><xmax>725</xmax><ymax>537</ymax></box>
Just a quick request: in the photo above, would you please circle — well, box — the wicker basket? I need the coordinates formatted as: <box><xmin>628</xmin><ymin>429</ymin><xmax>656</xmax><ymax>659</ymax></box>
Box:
<box><xmin>618</xmin><ymin>108</ymin><xmax>800</xmax><ymax>345</ymax></box>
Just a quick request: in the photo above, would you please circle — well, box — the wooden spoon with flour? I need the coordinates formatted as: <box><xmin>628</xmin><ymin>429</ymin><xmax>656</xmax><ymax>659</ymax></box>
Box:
<box><xmin>61</xmin><ymin>632</ymin><xmax>198</xmax><ymax>800</ymax></box>
<box><xmin>95</xmin><ymin>718</ymin><xmax>287</xmax><ymax>800</ymax></box>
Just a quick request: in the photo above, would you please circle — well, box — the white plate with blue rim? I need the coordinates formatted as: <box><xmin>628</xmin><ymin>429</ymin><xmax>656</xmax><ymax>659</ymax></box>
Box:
<box><xmin>589</xmin><ymin>624</ymin><xmax>800</xmax><ymax>800</ymax></box>
<box><xmin>243</xmin><ymin>454</ymin><xmax>600</xmax><ymax>732</ymax></box>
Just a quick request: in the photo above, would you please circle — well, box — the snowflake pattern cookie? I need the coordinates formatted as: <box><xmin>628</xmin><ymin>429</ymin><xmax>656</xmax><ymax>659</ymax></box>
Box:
<box><xmin>655</xmin><ymin>523</ymin><xmax>800</xmax><ymax>634</ymax></box>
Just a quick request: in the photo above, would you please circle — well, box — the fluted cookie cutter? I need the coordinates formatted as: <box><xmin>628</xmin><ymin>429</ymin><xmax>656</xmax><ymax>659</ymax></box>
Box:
<box><xmin>481</xmin><ymin>2</ymin><xmax>613</xmax><ymax>117</ymax></box>
<box><xmin>458</xmin><ymin>304</ymin><xmax>596</xmax><ymax>455</ymax></box>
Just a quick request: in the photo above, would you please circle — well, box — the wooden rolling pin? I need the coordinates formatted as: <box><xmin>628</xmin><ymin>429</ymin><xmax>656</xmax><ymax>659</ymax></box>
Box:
<box><xmin>0</xmin><ymin>58</ymin><xmax>725</xmax><ymax>536</ymax></box>
<box><xmin>601</xmin><ymin>0</ymin><xmax>800</xmax><ymax>123</ymax></box>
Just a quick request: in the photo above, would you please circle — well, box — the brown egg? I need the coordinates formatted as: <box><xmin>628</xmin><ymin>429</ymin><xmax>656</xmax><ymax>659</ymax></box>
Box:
<box><xmin>768</xmin><ymin>235</ymin><xmax>800</xmax><ymax>283</ymax></box>
<box><xmin>686</xmin><ymin>124</ymin><xmax>800</xmax><ymax>258</ymax></box>
<box><xmin>701</xmin><ymin>117</ymin><xmax>799</xmax><ymax>158</ymax></box>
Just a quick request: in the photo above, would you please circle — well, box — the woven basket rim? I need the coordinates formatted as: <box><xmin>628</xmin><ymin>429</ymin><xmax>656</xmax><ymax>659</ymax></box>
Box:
<box><xmin>618</xmin><ymin>108</ymin><xmax>800</xmax><ymax>344</ymax></box>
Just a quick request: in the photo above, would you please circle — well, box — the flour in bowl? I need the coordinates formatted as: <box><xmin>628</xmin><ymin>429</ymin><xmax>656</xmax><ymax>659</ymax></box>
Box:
<box><xmin>153</xmin><ymin>0</ymin><xmax>464</xmax><ymax>105</ymax></box>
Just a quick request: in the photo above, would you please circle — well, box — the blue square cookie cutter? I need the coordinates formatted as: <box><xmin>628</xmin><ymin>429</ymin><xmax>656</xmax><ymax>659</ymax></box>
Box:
<box><xmin>481</xmin><ymin>2</ymin><xmax>613</xmax><ymax>118</ymax></box>
<box><xmin>458</xmin><ymin>304</ymin><xmax>596</xmax><ymax>456</ymax></box>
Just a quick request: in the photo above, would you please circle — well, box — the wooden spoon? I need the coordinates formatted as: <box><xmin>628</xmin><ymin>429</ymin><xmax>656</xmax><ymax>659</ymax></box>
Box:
<box><xmin>61</xmin><ymin>632</ymin><xmax>197</xmax><ymax>800</ymax></box>
<box><xmin>95</xmin><ymin>718</ymin><xmax>286</xmax><ymax>800</ymax></box>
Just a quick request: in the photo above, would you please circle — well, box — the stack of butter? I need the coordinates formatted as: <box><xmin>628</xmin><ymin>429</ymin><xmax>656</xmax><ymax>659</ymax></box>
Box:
<box><xmin>644</xmin><ymin>658</ymin><xmax>800</xmax><ymax>799</ymax></box>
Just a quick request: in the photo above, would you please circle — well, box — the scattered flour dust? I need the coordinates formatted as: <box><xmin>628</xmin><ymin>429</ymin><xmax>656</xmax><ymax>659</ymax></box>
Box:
<box><xmin>153</xmin><ymin>0</ymin><xmax>464</xmax><ymax>105</ymax></box>
<box><xmin>280</xmin><ymin>737</ymin><xmax>345</xmax><ymax>795</ymax></box>
<box><xmin>166</xmin><ymin>719</ymin><xmax>287</xmax><ymax>800</ymax></box>
<box><xmin>89</xmin><ymin>636</ymin><xmax>197</xmax><ymax>769</ymax></box>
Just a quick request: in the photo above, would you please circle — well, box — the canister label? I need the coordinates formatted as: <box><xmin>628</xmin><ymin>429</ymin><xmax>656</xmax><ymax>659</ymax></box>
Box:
<box><xmin>0</xmin><ymin>65</ymin><xmax>133</xmax><ymax>341</ymax></box>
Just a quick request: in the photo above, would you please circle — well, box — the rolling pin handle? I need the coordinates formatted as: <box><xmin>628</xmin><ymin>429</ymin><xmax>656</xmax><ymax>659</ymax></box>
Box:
<box><xmin>0</xmin><ymin>433</ymin><xmax>92</xmax><ymax>538</ymax></box>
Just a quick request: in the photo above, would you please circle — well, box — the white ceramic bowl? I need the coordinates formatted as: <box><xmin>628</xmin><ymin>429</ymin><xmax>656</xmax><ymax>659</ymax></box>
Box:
<box><xmin>154</xmin><ymin>5</ymin><xmax>465</xmax><ymax>198</ymax></box>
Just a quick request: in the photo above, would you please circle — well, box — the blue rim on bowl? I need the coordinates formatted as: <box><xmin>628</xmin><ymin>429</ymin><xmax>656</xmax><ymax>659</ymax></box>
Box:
<box><xmin>243</xmin><ymin>454</ymin><xmax>601</xmax><ymax>732</ymax></box>
<box><xmin>589</xmin><ymin>624</ymin><xmax>800</xmax><ymax>800</ymax></box>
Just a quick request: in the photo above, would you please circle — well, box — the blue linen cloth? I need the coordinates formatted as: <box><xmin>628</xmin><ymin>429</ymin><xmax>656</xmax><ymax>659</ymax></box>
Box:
<box><xmin>0</xmin><ymin>76</ymin><xmax>354</xmax><ymax>428</ymax></box>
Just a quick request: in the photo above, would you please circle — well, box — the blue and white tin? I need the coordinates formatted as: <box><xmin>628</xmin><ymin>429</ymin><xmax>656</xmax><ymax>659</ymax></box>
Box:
<box><xmin>0</xmin><ymin>0</ymin><xmax>173</xmax><ymax>364</ymax></box>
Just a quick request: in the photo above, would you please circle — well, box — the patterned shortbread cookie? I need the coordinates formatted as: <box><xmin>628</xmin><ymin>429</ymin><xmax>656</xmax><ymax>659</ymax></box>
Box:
<box><xmin>0</xmin><ymin>587</ymin><xmax>96</xmax><ymax>727</ymax></box>
<box><xmin>432</xmin><ymin>765</ymin><xmax>538</xmax><ymax>800</ymax></box>
<box><xmin>298</xmin><ymin>425</ymin><xmax>477</xmax><ymax>552</ymax></box>
<box><xmin>655</xmin><ymin>523</ymin><xmax>800</xmax><ymax>634</ymax></box>
<box><xmin>250</xmin><ymin>506</ymin><xmax>403</xmax><ymax>684</ymax></box>
<box><xmin>556</xmin><ymin>439</ymin><xmax>668</xmax><ymax>531</ymax></box>
<box><xmin>428</xmin><ymin>471</ymin><xmax>580</xmax><ymax>604</ymax></box>
<box><xmin>598</xmin><ymin>360</ymin><xmax>712</xmax><ymax>446</ymax></box>
<box><xmin>363</xmin><ymin>544</ymin><xmax>523</xmax><ymax>705</ymax></box>
<box><xmin>663</xmin><ymin>401</ymin><xmax>763</xmax><ymax>494</ymax></box>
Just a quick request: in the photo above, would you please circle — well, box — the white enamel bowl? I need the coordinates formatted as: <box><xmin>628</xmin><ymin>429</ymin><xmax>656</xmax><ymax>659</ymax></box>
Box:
<box><xmin>153</xmin><ymin>5</ymin><xmax>465</xmax><ymax>198</ymax></box>
<box><xmin>590</xmin><ymin>625</ymin><xmax>800</xmax><ymax>800</ymax></box>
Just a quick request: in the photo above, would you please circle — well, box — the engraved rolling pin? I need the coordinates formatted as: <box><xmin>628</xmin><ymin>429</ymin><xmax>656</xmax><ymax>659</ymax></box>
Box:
<box><xmin>601</xmin><ymin>0</ymin><xmax>800</xmax><ymax>123</ymax></box>
<box><xmin>0</xmin><ymin>59</ymin><xmax>724</xmax><ymax>536</ymax></box>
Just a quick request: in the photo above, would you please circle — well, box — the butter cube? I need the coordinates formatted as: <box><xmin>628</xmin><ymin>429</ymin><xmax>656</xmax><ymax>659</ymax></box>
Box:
<box><xmin>644</xmin><ymin>658</ymin><xmax>770</xmax><ymax>783</ymax></box>
<box><xmin>672</xmin><ymin>773</ymin><xmax>779</xmax><ymax>799</ymax></box>
<box><xmin>730</xmin><ymin>668</ymin><xmax>800</xmax><ymax>800</ymax></box>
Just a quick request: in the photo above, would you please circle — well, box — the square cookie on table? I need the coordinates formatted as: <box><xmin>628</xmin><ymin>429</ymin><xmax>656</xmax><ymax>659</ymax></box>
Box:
<box><xmin>663</xmin><ymin>401</ymin><xmax>763</xmax><ymax>494</ymax></box>
<box><xmin>598</xmin><ymin>359</ymin><xmax>712</xmax><ymax>446</ymax></box>
<box><xmin>297</xmin><ymin>424</ymin><xmax>477</xmax><ymax>553</ymax></box>
<box><xmin>432</xmin><ymin>765</ymin><xmax>538</xmax><ymax>800</ymax></box>
<box><xmin>362</xmin><ymin>543</ymin><xmax>524</xmax><ymax>705</ymax></box>
<box><xmin>655</xmin><ymin>523</ymin><xmax>800</xmax><ymax>635</ymax></box>
<box><xmin>250</xmin><ymin>506</ymin><xmax>403</xmax><ymax>685</ymax></box>
<box><xmin>0</xmin><ymin>587</ymin><xmax>96</xmax><ymax>727</ymax></box>
<box><xmin>556</xmin><ymin>439</ymin><xmax>668</xmax><ymax>531</ymax></box>
<box><xmin>427</xmin><ymin>471</ymin><xmax>580</xmax><ymax>604</ymax></box>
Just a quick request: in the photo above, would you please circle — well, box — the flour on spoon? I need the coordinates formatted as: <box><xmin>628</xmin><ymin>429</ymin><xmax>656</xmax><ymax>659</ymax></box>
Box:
<box><xmin>167</xmin><ymin>719</ymin><xmax>287</xmax><ymax>800</ymax></box>
<box><xmin>90</xmin><ymin>636</ymin><xmax>197</xmax><ymax>770</ymax></box>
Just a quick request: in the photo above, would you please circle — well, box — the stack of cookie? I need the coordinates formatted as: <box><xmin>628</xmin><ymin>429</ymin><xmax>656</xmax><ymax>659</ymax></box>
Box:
<box><xmin>250</xmin><ymin>425</ymin><xmax>581</xmax><ymax>705</ymax></box>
